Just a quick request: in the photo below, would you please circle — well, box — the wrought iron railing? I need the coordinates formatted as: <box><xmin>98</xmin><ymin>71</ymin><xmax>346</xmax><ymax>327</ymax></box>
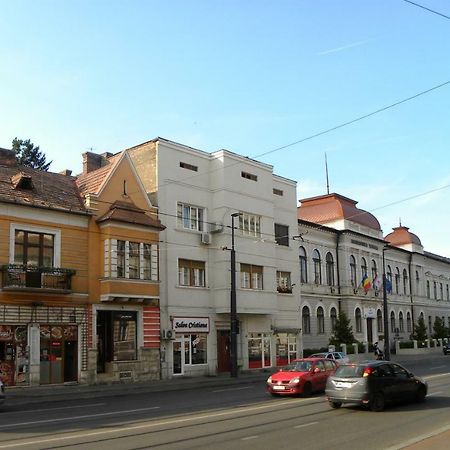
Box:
<box><xmin>0</xmin><ymin>265</ymin><xmax>76</xmax><ymax>291</ymax></box>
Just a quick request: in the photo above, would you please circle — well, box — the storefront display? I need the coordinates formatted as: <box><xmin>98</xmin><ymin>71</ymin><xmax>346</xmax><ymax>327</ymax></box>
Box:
<box><xmin>0</xmin><ymin>325</ymin><xmax>28</xmax><ymax>386</ymax></box>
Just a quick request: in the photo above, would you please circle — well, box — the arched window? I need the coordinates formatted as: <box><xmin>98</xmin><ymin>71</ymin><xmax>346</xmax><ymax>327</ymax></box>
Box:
<box><xmin>330</xmin><ymin>307</ymin><xmax>337</xmax><ymax>331</ymax></box>
<box><xmin>407</xmin><ymin>311</ymin><xmax>412</xmax><ymax>333</ymax></box>
<box><xmin>355</xmin><ymin>308</ymin><xmax>362</xmax><ymax>333</ymax></box>
<box><xmin>299</xmin><ymin>246</ymin><xmax>307</xmax><ymax>284</ymax></box>
<box><xmin>420</xmin><ymin>312</ymin><xmax>424</xmax><ymax>321</ymax></box>
<box><xmin>395</xmin><ymin>267</ymin><xmax>400</xmax><ymax>294</ymax></box>
<box><xmin>387</xmin><ymin>265</ymin><xmax>392</xmax><ymax>285</ymax></box>
<box><xmin>361</xmin><ymin>257</ymin><xmax>368</xmax><ymax>281</ymax></box>
<box><xmin>312</xmin><ymin>249</ymin><xmax>321</xmax><ymax>285</ymax></box>
<box><xmin>350</xmin><ymin>255</ymin><xmax>357</xmax><ymax>287</ymax></box>
<box><xmin>302</xmin><ymin>306</ymin><xmax>310</xmax><ymax>334</ymax></box>
<box><xmin>433</xmin><ymin>281</ymin><xmax>437</xmax><ymax>299</ymax></box>
<box><xmin>403</xmin><ymin>269</ymin><xmax>408</xmax><ymax>295</ymax></box>
<box><xmin>377</xmin><ymin>309</ymin><xmax>383</xmax><ymax>333</ymax></box>
<box><xmin>317</xmin><ymin>306</ymin><xmax>325</xmax><ymax>334</ymax></box>
<box><xmin>371</xmin><ymin>259</ymin><xmax>377</xmax><ymax>281</ymax></box>
<box><xmin>326</xmin><ymin>252</ymin><xmax>334</xmax><ymax>286</ymax></box>
<box><xmin>440</xmin><ymin>283</ymin><xmax>444</xmax><ymax>300</ymax></box>
<box><xmin>399</xmin><ymin>311</ymin><xmax>404</xmax><ymax>332</ymax></box>
<box><xmin>415</xmin><ymin>270</ymin><xmax>420</xmax><ymax>295</ymax></box>
<box><xmin>426</xmin><ymin>280</ymin><xmax>430</xmax><ymax>298</ymax></box>
<box><xmin>390</xmin><ymin>311</ymin><xmax>396</xmax><ymax>333</ymax></box>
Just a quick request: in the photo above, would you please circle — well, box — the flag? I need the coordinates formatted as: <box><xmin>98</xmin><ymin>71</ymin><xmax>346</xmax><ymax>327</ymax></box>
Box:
<box><xmin>362</xmin><ymin>274</ymin><xmax>371</xmax><ymax>293</ymax></box>
<box><xmin>373</xmin><ymin>275</ymin><xmax>382</xmax><ymax>290</ymax></box>
<box><xmin>385</xmin><ymin>278</ymin><xmax>393</xmax><ymax>294</ymax></box>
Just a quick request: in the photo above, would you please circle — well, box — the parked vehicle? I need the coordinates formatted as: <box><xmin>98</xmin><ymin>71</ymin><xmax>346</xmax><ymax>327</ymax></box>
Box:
<box><xmin>325</xmin><ymin>361</ymin><xmax>427</xmax><ymax>412</ymax></box>
<box><xmin>267</xmin><ymin>358</ymin><xmax>337</xmax><ymax>396</ymax></box>
<box><xmin>309</xmin><ymin>351</ymin><xmax>350</xmax><ymax>365</ymax></box>
<box><xmin>443</xmin><ymin>343</ymin><xmax>450</xmax><ymax>355</ymax></box>
<box><xmin>0</xmin><ymin>380</ymin><xmax>5</xmax><ymax>406</ymax></box>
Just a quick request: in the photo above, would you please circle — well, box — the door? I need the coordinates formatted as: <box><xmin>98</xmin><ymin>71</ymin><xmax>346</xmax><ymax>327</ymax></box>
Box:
<box><xmin>389</xmin><ymin>363</ymin><xmax>417</xmax><ymax>400</ymax></box>
<box><xmin>367</xmin><ymin>318</ymin><xmax>373</xmax><ymax>344</ymax></box>
<box><xmin>173</xmin><ymin>339</ymin><xmax>184</xmax><ymax>375</ymax></box>
<box><xmin>217</xmin><ymin>331</ymin><xmax>231</xmax><ymax>373</ymax></box>
<box><xmin>64</xmin><ymin>340</ymin><xmax>77</xmax><ymax>382</ymax></box>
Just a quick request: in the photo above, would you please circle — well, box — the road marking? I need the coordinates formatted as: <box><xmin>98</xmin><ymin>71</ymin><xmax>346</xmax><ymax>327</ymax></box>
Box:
<box><xmin>430</xmin><ymin>365</ymin><xmax>446</xmax><ymax>370</ymax></box>
<box><xmin>0</xmin><ymin>407</ymin><xmax>160</xmax><ymax>429</ymax></box>
<box><xmin>241</xmin><ymin>436</ymin><xmax>259</xmax><ymax>440</ymax></box>
<box><xmin>294</xmin><ymin>421</ymin><xmax>318</xmax><ymax>429</ymax></box>
<box><xmin>428</xmin><ymin>391</ymin><xmax>443</xmax><ymax>396</ymax></box>
<box><xmin>9</xmin><ymin>403</ymin><xmax>106</xmax><ymax>414</ymax></box>
<box><xmin>212</xmin><ymin>386</ymin><xmax>252</xmax><ymax>393</ymax></box>
<box><xmin>0</xmin><ymin>397</ymin><xmax>319</xmax><ymax>448</ymax></box>
<box><xmin>385</xmin><ymin>423</ymin><xmax>450</xmax><ymax>450</ymax></box>
<box><xmin>424</xmin><ymin>372</ymin><xmax>450</xmax><ymax>380</ymax></box>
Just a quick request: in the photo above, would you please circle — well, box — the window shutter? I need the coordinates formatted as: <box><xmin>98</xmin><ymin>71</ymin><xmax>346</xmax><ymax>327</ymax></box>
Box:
<box><xmin>111</xmin><ymin>239</ymin><xmax>118</xmax><ymax>277</ymax></box>
<box><xmin>104</xmin><ymin>239</ymin><xmax>110</xmax><ymax>277</ymax></box>
<box><xmin>125</xmin><ymin>241</ymin><xmax>130</xmax><ymax>278</ymax></box>
<box><xmin>151</xmin><ymin>244</ymin><xmax>158</xmax><ymax>281</ymax></box>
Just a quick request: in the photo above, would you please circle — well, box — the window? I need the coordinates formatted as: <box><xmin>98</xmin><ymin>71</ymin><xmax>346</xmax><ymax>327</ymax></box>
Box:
<box><xmin>407</xmin><ymin>311</ymin><xmax>412</xmax><ymax>333</ymax></box>
<box><xmin>312</xmin><ymin>249</ymin><xmax>321</xmax><ymax>285</ymax></box>
<box><xmin>14</xmin><ymin>230</ymin><xmax>55</xmax><ymax>267</ymax></box>
<box><xmin>377</xmin><ymin>309</ymin><xmax>383</xmax><ymax>333</ymax></box>
<box><xmin>395</xmin><ymin>267</ymin><xmax>400</xmax><ymax>294</ymax></box>
<box><xmin>241</xmin><ymin>264</ymin><xmax>263</xmax><ymax>290</ymax></box>
<box><xmin>183</xmin><ymin>334</ymin><xmax>207</xmax><ymax>364</ymax></box>
<box><xmin>179</xmin><ymin>161</ymin><xmax>198</xmax><ymax>172</ymax></box>
<box><xmin>177</xmin><ymin>203</ymin><xmax>205</xmax><ymax>231</ymax></box>
<box><xmin>426</xmin><ymin>280</ymin><xmax>430</xmax><ymax>298</ymax></box>
<box><xmin>390</xmin><ymin>364</ymin><xmax>410</xmax><ymax>379</ymax></box>
<box><xmin>387</xmin><ymin>265</ymin><xmax>393</xmax><ymax>286</ymax></box>
<box><xmin>299</xmin><ymin>247</ymin><xmax>308</xmax><ymax>284</ymax></box>
<box><xmin>326</xmin><ymin>252</ymin><xmax>334</xmax><ymax>286</ymax></box>
<box><xmin>248</xmin><ymin>333</ymin><xmax>271</xmax><ymax>369</ymax></box>
<box><xmin>447</xmin><ymin>284</ymin><xmax>449</xmax><ymax>301</ymax></box>
<box><xmin>274</xmin><ymin>223</ymin><xmax>289</xmax><ymax>246</ymax></box>
<box><xmin>428</xmin><ymin>316</ymin><xmax>432</xmax><ymax>336</ymax></box>
<box><xmin>350</xmin><ymin>255</ymin><xmax>357</xmax><ymax>287</ymax></box>
<box><xmin>273</xmin><ymin>188</ymin><xmax>283</xmax><ymax>196</ymax></box>
<box><xmin>117</xmin><ymin>240</ymin><xmax>125</xmax><ymax>278</ymax></box>
<box><xmin>239</xmin><ymin>213</ymin><xmax>261</xmax><ymax>237</ymax></box>
<box><xmin>403</xmin><ymin>269</ymin><xmax>408</xmax><ymax>295</ymax></box>
<box><xmin>371</xmin><ymin>260</ymin><xmax>377</xmax><ymax>281</ymax></box>
<box><xmin>178</xmin><ymin>259</ymin><xmax>206</xmax><ymax>287</ymax></box>
<box><xmin>440</xmin><ymin>283</ymin><xmax>444</xmax><ymax>300</ymax></box>
<box><xmin>114</xmin><ymin>240</ymin><xmax>158</xmax><ymax>280</ymax></box>
<box><xmin>330</xmin><ymin>307</ymin><xmax>337</xmax><ymax>331</ymax></box>
<box><xmin>276</xmin><ymin>333</ymin><xmax>297</xmax><ymax>366</ymax></box>
<box><xmin>433</xmin><ymin>281</ymin><xmax>437</xmax><ymax>299</ymax></box>
<box><xmin>143</xmin><ymin>244</ymin><xmax>152</xmax><ymax>280</ymax></box>
<box><xmin>302</xmin><ymin>306</ymin><xmax>311</xmax><ymax>334</ymax></box>
<box><xmin>241</xmin><ymin>171</ymin><xmax>257</xmax><ymax>181</ymax></box>
<box><xmin>317</xmin><ymin>306</ymin><xmax>325</xmax><ymax>334</ymax></box>
<box><xmin>276</xmin><ymin>271</ymin><xmax>292</xmax><ymax>293</ymax></box>
<box><xmin>415</xmin><ymin>270</ymin><xmax>420</xmax><ymax>295</ymax></box>
<box><xmin>355</xmin><ymin>308</ymin><xmax>362</xmax><ymax>333</ymax></box>
<box><xmin>399</xmin><ymin>311</ymin><xmax>404</xmax><ymax>332</ymax></box>
<box><xmin>128</xmin><ymin>242</ymin><xmax>140</xmax><ymax>279</ymax></box>
<box><xmin>361</xmin><ymin>257</ymin><xmax>368</xmax><ymax>280</ymax></box>
<box><xmin>391</xmin><ymin>311</ymin><xmax>396</xmax><ymax>333</ymax></box>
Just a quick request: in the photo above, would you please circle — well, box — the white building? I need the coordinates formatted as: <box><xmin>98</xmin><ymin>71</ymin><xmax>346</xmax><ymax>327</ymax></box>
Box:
<box><xmin>129</xmin><ymin>138</ymin><xmax>301</xmax><ymax>378</ymax></box>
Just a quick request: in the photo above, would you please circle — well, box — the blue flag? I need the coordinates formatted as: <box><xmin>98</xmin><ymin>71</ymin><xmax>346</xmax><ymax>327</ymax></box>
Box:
<box><xmin>385</xmin><ymin>278</ymin><xmax>393</xmax><ymax>294</ymax></box>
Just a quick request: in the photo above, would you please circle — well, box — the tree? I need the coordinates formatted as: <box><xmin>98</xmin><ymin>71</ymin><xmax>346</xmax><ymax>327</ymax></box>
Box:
<box><xmin>432</xmin><ymin>317</ymin><xmax>448</xmax><ymax>340</ymax></box>
<box><xmin>329</xmin><ymin>311</ymin><xmax>355</xmax><ymax>346</ymax></box>
<box><xmin>411</xmin><ymin>316</ymin><xmax>427</xmax><ymax>341</ymax></box>
<box><xmin>12</xmin><ymin>138</ymin><xmax>51</xmax><ymax>171</ymax></box>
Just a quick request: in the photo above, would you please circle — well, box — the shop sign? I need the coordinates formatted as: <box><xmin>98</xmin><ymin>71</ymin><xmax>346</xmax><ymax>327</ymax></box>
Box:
<box><xmin>173</xmin><ymin>317</ymin><xmax>209</xmax><ymax>333</ymax></box>
<box><xmin>364</xmin><ymin>307</ymin><xmax>376</xmax><ymax>319</ymax></box>
<box><xmin>0</xmin><ymin>326</ymin><xmax>13</xmax><ymax>341</ymax></box>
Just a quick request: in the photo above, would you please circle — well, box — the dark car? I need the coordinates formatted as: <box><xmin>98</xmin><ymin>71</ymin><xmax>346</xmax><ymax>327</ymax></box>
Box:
<box><xmin>267</xmin><ymin>358</ymin><xmax>337</xmax><ymax>396</ymax></box>
<box><xmin>443</xmin><ymin>343</ymin><xmax>450</xmax><ymax>355</ymax></box>
<box><xmin>0</xmin><ymin>380</ymin><xmax>5</xmax><ymax>406</ymax></box>
<box><xmin>325</xmin><ymin>361</ymin><xmax>427</xmax><ymax>412</ymax></box>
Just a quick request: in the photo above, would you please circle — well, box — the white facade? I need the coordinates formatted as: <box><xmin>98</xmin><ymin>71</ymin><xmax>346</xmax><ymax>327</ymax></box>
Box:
<box><xmin>129</xmin><ymin>138</ymin><xmax>301</xmax><ymax>378</ymax></box>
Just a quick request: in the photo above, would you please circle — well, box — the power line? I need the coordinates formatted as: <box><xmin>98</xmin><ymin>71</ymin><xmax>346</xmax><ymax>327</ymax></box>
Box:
<box><xmin>402</xmin><ymin>0</ymin><xmax>450</xmax><ymax>20</ymax></box>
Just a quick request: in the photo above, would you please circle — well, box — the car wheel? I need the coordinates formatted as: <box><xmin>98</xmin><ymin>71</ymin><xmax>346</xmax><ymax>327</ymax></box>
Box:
<box><xmin>416</xmin><ymin>386</ymin><xmax>426</xmax><ymax>403</ymax></box>
<box><xmin>370</xmin><ymin>393</ymin><xmax>385</xmax><ymax>412</ymax></box>
<box><xmin>302</xmin><ymin>382</ymin><xmax>313</xmax><ymax>397</ymax></box>
<box><xmin>329</xmin><ymin>401</ymin><xmax>342</xmax><ymax>409</ymax></box>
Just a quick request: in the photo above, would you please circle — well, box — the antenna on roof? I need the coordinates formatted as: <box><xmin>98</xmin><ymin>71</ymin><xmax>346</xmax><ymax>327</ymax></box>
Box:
<box><xmin>325</xmin><ymin>152</ymin><xmax>330</xmax><ymax>195</ymax></box>
<box><xmin>399</xmin><ymin>217</ymin><xmax>402</xmax><ymax>227</ymax></box>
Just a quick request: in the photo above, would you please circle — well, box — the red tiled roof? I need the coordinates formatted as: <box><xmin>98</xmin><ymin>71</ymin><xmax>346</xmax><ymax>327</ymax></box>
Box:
<box><xmin>0</xmin><ymin>164</ymin><xmax>87</xmax><ymax>214</ymax></box>
<box><xmin>298</xmin><ymin>193</ymin><xmax>381</xmax><ymax>231</ymax></box>
<box><xmin>385</xmin><ymin>226</ymin><xmax>422</xmax><ymax>246</ymax></box>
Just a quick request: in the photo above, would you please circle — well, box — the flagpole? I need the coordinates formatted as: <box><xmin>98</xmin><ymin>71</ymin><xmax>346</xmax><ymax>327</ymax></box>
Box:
<box><xmin>382</xmin><ymin>247</ymin><xmax>390</xmax><ymax>361</ymax></box>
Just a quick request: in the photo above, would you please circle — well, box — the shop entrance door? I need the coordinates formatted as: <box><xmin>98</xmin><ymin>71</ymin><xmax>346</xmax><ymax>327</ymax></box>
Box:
<box><xmin>173</xmin><ymin>339</ymin><xmax>184</xmax><ymax>375</ymax></box>
<box><xmin>64</xmin><ymin>340</ymin><xmax>77</xmax><ymax>382</ymax></box>
<box><xmin>217</xmin><ymin>330</ymin><xmax>231</xmax><ymax>373</ymax></box>
<box><xmin>367</xmin><ymin>318</ymin><xmax>373</xmax><ymax>344</ymax></box>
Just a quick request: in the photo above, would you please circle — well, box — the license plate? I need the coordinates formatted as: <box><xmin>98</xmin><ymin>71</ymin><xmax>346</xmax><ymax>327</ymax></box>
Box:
<box><xmin>335</xmin><ymin>381</ymin><xmax>352</xmax><ymax>388</ymax></box>
<box><xmin>273</xmin><ymin>385</ymin><xmax>286</xmax><ymax>390</ymax></box>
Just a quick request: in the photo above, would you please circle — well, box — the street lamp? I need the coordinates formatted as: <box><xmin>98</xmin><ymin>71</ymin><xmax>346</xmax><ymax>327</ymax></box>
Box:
<box><xmin>230</xmin><ymin>212</ymin><xmax>240</xmax><ymax>377</ymax></box>
<box><xmin>382</xmin><ymin>246</ymin><xmax>390</xmax><ymax>361</ymax></box>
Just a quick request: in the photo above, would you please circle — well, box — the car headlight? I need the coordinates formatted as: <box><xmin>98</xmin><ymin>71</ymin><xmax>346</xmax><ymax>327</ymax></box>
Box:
<box><xmin>290</xmin><ymin>377</ymin><xmax>300</xmax><ymax>384</ymax></box>
<box><xmin>267</xmin><ymin>376</ymin><xmax>273</xmax><ymax>383</ymax></box>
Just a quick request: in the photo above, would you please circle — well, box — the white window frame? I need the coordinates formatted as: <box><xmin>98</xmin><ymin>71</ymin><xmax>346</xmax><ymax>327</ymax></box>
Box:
<box><xmin>177</xmin><ymin>202</ymin><xmax>205</xmax><ymax>232</ymax></box>
<box><xmin>239</xmin><ymin>213</ymin><xmax>261</xmax><ymax>237</ymax></box>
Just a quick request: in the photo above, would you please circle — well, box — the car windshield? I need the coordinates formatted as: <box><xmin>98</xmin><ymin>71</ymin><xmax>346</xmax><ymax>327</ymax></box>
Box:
<box><xmin>287</xmin><ymin>361</ymin><xmax>313</xmax><ymax>372</ymax></box>
<box><xmin>334</xmin><ymin>365</ymin><xmax>365</xmax><ymax>378</ymax></box>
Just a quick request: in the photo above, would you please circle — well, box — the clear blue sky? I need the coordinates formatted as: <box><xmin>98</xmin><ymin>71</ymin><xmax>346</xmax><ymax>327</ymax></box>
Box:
<box><xmin>1</xmin><ymin>1</ymin><xmax>449</xmax><ymax>256</ymax></box>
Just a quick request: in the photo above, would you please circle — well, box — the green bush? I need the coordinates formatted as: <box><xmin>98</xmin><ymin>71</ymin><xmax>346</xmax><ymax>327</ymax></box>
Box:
<box><xmin>399</xmin><ymin>341</ymin><xmax>414</xmax><ymax>349</ymax></box>
<box><xmin>346</xmin><ymin>344</ymin><xmax>355</xmax><ymax>354</ymax></box>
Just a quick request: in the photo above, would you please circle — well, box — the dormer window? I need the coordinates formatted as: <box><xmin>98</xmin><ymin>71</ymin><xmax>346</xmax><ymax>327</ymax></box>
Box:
<box><xmin>11</xmin><ymin>172</ymin><xmax>34</xmax><ymax>190</ymax></box>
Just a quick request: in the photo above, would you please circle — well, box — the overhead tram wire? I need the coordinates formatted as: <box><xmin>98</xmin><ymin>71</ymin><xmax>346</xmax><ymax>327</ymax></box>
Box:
<box><xmin>402</xmin><ymin>0</ymin><xmax>450</xmax><ymax>20</ymax></box>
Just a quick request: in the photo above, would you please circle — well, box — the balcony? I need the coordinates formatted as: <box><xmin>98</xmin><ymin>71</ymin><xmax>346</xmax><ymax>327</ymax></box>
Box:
<box><xmin>0</xmin><ymin>265</ymin><xmax>76</xmax><ymax>293</ymax></box>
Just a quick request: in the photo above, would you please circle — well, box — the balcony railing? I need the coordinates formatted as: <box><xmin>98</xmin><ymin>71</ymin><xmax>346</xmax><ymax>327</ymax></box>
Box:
<box><xmin>0</xmin><ymin>265</ymin><xmax>76</xmax><ymax>292</ymax></box>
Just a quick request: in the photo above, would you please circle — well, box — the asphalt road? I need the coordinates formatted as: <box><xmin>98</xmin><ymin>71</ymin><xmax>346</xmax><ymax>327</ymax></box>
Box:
<box><xmin>1</xmin><ymin>356</ymin><xmax>450</xmax><ymax>450</ymax></box>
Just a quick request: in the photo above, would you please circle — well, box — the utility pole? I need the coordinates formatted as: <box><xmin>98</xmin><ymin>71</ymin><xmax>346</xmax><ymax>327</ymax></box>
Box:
<box><xmin>230</xmin><ymin>212</ymin><xmax>240</xmax><ymax>377</ymax></box>
<box><xmin>382</xmin><ymin>247</ymin><xmax>391</xmax><ymax>361</ymax></box>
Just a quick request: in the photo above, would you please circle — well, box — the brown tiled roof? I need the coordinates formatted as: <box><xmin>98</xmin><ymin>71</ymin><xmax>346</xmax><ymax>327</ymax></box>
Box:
<box><xmin>385</xmin><ymin>226</ymin><xmax>422</xmax><ymax>246</ymax></box>
<box><xmin>96</xmin><ymin>200</ymin><xmax>165</xmax><ymax>230</ymax></box>
<box><xmin>76</xmin><ymin>153</ymin><xmax>122</xmax><ymax>195</ymax></box>
<box><xmin>298</xmin><ymin>193</ymin><xmax>381</xmax><ymax>231</ymax></box>
<box><xmin>0</xmin><ymin>164</ymin><xmax>87</xmax><ymax>214</ymax></box>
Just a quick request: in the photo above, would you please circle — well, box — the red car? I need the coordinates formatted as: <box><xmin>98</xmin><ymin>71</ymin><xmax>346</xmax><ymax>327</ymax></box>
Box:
<box><xmin>267</xmin><ymin>358</ymin><xmax>337</xmax><ymax>396</ymax></box>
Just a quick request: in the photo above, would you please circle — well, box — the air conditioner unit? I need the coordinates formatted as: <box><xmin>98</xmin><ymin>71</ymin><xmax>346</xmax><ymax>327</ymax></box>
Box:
<box><xmin>200</xmin><ymin>232</ymin><xmax>211</xmax><ymax>245</ymax></box>
<box><xmin>161</xmin><ymin>329</ymin><xmax>176</xmax><ymax>340</ymax></box>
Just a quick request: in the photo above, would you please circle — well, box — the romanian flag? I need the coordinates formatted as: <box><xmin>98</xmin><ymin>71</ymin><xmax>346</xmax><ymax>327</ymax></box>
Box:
<box><xmin>362</xmin><ymin>274</ymin><xmax>371</xmax><ymax>293</ymax></box>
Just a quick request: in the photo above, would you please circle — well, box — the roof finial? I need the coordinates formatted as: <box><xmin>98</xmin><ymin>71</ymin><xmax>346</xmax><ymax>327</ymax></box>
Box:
<box><xmin>399</xmin><ymin>217</ymin><xmax>402</xmax><ymax>227</ymax></box>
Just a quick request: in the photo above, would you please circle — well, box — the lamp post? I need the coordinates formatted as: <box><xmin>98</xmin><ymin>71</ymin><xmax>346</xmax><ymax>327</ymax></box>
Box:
<box><xmin>230</xmin><ymin>212</ymin><xmax>240</xmax><ymax>377</ymax></box>
<box><xmin>382</xmin><ymin>247</ymin><xmax>390</xmax><ymax>361</ymax></box>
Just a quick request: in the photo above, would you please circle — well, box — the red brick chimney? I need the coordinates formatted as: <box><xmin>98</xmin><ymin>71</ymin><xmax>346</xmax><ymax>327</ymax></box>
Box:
<box><xmin>82</xmin><ymin>152</ymin><xmax>104</xmax><ymax>174</ymax></box>
<box><xmin>0</xmin><ymin>148</ymin><xmax>17</xmax><ymax>167</ymax></box>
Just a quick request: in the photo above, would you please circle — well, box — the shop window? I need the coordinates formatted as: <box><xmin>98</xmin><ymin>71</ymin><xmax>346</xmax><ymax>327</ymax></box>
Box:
<box><xmin>184</xmin><ymin>334</ymin><xmax>207</xmax><ymax>365</ymax></box>
<box><xmin>248</xmin><ymin>333</ymin><xmax>271</xmax><ymax>369</ymax></box>
<box><xmin>178</xmin><ymin>259</ymin><xmax>206</xmax><ymax>287</ymax></box>
<box><xmin>275</xmin><ymin>333</ymin><xmax>297</xmax><ymax>366</ymax></box>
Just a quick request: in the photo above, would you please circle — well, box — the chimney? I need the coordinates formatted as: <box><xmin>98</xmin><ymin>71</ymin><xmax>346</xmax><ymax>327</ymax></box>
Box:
<box><xmin>82</xmin><ymin>152</ymin><xmax>104</xmax><ymax>174</ymax></box>
<box><xmin>59</xmin><ymin>169</ymin><xmax>73</xmax><ymax>176</ymax></box>
<box><xmin>0</xmin><ymin>148</ymin><xmax>17</xmax><ymax>167</ymax></box>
